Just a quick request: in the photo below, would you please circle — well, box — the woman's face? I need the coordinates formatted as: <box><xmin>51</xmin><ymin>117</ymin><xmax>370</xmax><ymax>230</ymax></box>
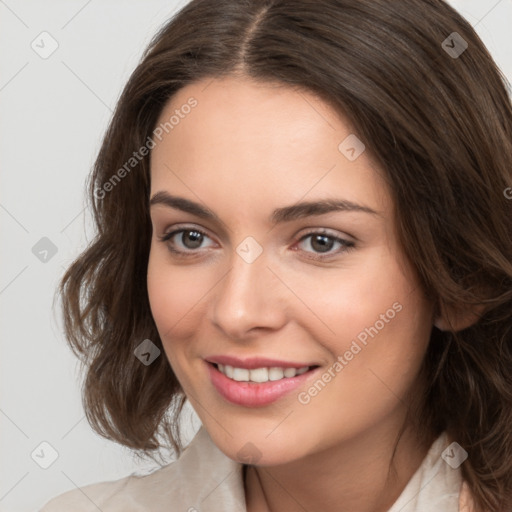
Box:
<box><xmin>147</xmin><ymin>76</ymin><xmax>435</xmax><ymax>465</ymax></box>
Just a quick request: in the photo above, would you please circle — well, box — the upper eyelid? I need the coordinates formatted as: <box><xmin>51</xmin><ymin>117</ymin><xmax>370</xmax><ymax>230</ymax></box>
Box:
<box><xmin>160</xmin><ymin>225</ymin><xmax>353</xmax><ymax>248</ymax></box>
<box><xmin>160</xmin><ymin>223</ymin><xmax>350</xmax><ymax>239</ymax></box>
<box><xmin>161</xmin><ymin>224</ymin><xmax>217</xmax><ymax>243</ymax></box>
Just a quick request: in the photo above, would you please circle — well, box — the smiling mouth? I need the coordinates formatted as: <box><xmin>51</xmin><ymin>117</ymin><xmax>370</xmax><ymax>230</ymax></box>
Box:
<box><xmin>206</xmin><ymin>360</ymin><xmax>322</xmax><ymax>407</ymax></box>
<box><xmin>210</xmin><ymin>362</ymin><xmax>319</xmax><ymax>383</ymax></box>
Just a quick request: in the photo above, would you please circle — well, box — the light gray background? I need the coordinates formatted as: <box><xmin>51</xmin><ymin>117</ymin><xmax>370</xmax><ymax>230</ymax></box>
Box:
<box><xmin>1</xmin><ymin>1</ymin><xmax>511</xmax><ymax>511</ymax></box>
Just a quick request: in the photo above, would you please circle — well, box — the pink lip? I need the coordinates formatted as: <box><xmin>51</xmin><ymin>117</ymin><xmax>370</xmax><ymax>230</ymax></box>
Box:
<box><xmin>206</xmin><ymin>355</ymin><xmax>316</xmax><ymax>369</ymax></box>
<box><xmin>206</xmin><ymin>360</ymin><xmax>320</xmax><ymax>407</ymax></box>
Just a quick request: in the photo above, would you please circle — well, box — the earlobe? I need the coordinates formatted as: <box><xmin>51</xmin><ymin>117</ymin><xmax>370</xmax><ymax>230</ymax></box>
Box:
<box><xmin>434</xmin><ymin>303</ymin><xmax>487</xmax><ymax>332</ymax></box>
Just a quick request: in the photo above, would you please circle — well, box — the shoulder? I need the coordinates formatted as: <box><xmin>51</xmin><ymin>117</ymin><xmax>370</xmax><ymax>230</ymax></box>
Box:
<box><xmin>38</xmin><ymin>459</ymin><xmax>190</xmax><ymax>512</ymax></box>
<box><xmin>39</xmin><ymin>427</ymin><xmax>246</xmax><ymax>512</ymax></box>
<box><xmin>39</xmin><ymin>474</ymin><xmax>136</xmax><ymax>512</ymax></box>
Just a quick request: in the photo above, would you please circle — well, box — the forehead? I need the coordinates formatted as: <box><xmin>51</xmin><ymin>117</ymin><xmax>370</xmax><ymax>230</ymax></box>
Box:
<box><xmin>149</xmin><ymin>76</ymin><xmax>391</xmax><ymax>218</ymax></box>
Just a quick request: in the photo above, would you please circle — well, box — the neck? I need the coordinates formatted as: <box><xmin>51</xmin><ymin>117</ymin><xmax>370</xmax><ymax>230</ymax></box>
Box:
<box><xmin>244</xmin><ymin>414</ymin><xmax>435</xmax><ymax>512</ymax></box>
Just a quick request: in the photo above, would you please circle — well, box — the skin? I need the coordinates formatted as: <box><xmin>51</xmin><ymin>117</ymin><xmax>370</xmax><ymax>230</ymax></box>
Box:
<box><xmin>147</xmin><ymin>75</ymin><xmax>439</xmax><ymax>512</ymax></box>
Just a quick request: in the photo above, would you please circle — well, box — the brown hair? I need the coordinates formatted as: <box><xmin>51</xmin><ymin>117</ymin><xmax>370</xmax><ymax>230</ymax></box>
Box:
<box><xmin>57</xmin><ymin>0</ymin><xmax>512</xmax><ymax>509</ymax></box>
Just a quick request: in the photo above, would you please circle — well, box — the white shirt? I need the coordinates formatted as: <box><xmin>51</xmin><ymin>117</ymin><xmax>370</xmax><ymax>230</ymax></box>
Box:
<box><xmin>39</xmin><ymin>426</ymin><xmax>476</xmax><ymax>511</ymax></box>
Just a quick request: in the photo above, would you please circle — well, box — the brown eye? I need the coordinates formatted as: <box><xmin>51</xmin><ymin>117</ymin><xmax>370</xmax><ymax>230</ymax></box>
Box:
<box><xmin>309</xmin><ymin>234</ymin><xmax>335</xmax><ymax>253</ymax></box>
<box><xmin>159</xmin><ymin>227</ymin><xmax>215</xmax><ymax>255</ymax></box>
<box><xmin>296</xmin><ymin>231</ymin><xmax>355</xmax><ymax>260</ymax></box>
<box><xmin>178</xmin><ymin>230</ymin><xmax>204</xmax><ymax>249</ymax></box>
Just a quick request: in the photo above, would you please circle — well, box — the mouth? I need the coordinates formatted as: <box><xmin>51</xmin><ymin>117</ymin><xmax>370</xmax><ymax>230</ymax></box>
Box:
<box><xmin>205</xmin><ymin>360</ymin><xmax>321</xmax><ymax>407</ymax></box>
<box><xmin>212</xmin><ymin>362</ymin><xmax>315</xmax><ymax>382</ymax></box>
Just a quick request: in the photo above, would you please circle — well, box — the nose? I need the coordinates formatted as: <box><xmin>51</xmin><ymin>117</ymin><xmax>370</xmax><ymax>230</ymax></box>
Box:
<box><xmin>208</xmin><ymin>245</ymin><xmax>288</xmax><ymax>340</ymax></box>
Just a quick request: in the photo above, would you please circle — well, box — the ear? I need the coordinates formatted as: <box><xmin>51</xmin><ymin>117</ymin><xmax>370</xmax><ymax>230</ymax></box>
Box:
<box><xmin>434</xmin><ymin>303</ymin><xmax>487</xmax><ymax>332</ymax></box>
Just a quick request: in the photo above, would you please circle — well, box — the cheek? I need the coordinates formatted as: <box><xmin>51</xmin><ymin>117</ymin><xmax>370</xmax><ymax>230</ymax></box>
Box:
<box><xmin>291</xmin><ymin>287</ymin><xmax>432</xmax><ymax>448</ymax></box>
<box><xmin>292</xmin><ymin>246</ymin><xmax>432</xmax><ymax>395</ymax></box>
<box><xmin>285</xmin><ymin>247</ymin><xmax>409</xmax><ymax>349</ymax></box>
<box><xmin>146</xmin><ymin>251</ymin><xmax>207</xmax><ymax>389</ymax></box>
<box><xmin>316</xmin><ymin>266</ymin><xmax>431</xmax><ymax>404</ymax></box>
<box><xmin>146</xmin><ymin>248</ymin><xmax>207</xmax><ymax>345</ymax></box>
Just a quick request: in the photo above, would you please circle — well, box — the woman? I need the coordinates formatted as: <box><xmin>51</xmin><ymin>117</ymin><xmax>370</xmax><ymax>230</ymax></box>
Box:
<box><xmin>40</xmin><ymin>0</ymin><xmax>512</xmax><ymax>511</ymax></box>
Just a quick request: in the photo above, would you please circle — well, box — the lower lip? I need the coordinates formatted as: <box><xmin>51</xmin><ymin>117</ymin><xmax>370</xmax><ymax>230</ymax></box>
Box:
<box><xmin>206</xmin><ymin>362</ymin><xmax>319</xmax><ymax>407</ymax></box>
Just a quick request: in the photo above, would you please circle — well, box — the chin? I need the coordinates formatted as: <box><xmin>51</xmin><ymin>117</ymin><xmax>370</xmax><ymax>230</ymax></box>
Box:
<box><xmin>205</xmin><ymin>424</ymin><xmax>309</xmax><ymax>467</ymax></box>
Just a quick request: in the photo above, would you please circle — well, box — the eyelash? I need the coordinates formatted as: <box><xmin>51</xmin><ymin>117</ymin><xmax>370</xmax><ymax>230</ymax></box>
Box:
<box><xmin>158</xmin><ymin>226</ymin><xmax>355</xmax><ymax>261</ymax></box>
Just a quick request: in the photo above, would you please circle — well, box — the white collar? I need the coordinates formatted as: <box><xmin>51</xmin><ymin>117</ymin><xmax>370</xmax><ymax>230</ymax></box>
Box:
<box><xmin>169</xmin><ymin>427</ymin><xmax>462</xmax><ymax>512</ymax></box>
<box><xmin>40</xmin><ymin>426</ymin><xmax>464</xmax><ymax>511</ymax></box>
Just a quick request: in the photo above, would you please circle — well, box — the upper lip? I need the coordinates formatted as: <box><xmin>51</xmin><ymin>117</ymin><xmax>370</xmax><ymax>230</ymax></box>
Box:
<box><xmin>206</xmin><ymin>355</ymin><xmax>318</xmax><ymax>369</ymax></box>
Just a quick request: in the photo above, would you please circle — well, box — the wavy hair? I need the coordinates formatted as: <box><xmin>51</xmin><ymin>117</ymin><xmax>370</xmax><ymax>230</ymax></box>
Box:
<box><xmin>57</xmin><ymin>0</ymin><xmax>512</xmax><ymax>510</ymax></box>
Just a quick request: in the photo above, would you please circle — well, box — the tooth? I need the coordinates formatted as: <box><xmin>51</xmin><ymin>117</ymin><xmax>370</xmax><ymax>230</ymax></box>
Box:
<box><xmin>232</xmin><ymin>368</ymin><xmax>250</xmax><ymax>381</ymax></box>
<box><xmin>283</xmin><ymin>367</ymin><xmax>297</xmax><ymax>378</ymax></box>
<box><xmin>225</xmin><ymin>365</ymin><xmax>234</xmax><ymax>378</ymax></box>
<box><xmin>296</xmin><ymin>366</ymin><xmax>309</xmax><ymax>375</ymax></box>
<box><xmin>250</xmin><ymin>368</ymin><xmax>269</xmax><ymax>383</ymax></box>
<box><xmin>218</xmin><ymin>363</ymin><xmax>225</xmax><ymax>373</ymax></box>
<box><xmin>268</xmin><ymin>367</ymin><xmax>285</xmax><ymax>381</ymax></box>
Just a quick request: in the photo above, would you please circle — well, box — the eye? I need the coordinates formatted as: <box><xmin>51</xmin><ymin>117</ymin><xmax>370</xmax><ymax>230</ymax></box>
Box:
<box><xmin>157</xmin><ymin>226</ymin><xmax>355</xmax><ymax>261</ymax></box>
<box><xmin>295</xmin><ymin>230</ymin><xmax>355</xmax><ymax>260</ymax></box>
<box><xmin>158</xmin><ymin>227</ymin><xmax>216</xmax><ymax>255</ymax></box>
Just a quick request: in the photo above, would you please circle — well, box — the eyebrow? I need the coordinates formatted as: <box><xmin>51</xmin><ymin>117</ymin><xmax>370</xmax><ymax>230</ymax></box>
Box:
<box><xmin>149</xmin><ymin>191</ymin><xmax>380</xmax><ymax>224</ymax></box>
